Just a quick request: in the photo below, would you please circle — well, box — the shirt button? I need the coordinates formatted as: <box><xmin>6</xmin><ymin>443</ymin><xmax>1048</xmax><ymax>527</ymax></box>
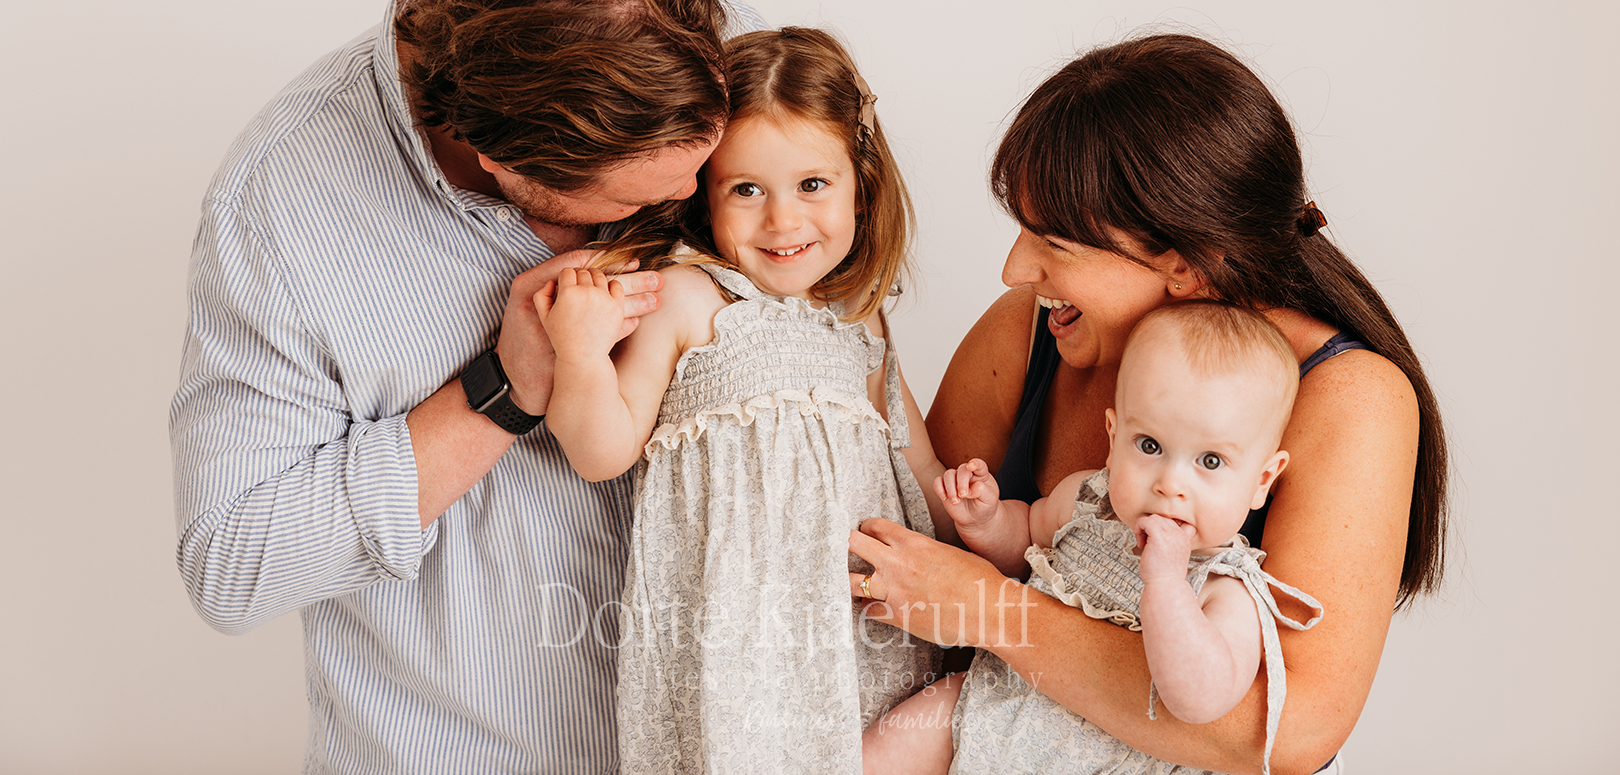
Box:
<box><xmin>496</xmin><ymin>209</ymin><xmax>512</xmax><ymax>221</ymax></box>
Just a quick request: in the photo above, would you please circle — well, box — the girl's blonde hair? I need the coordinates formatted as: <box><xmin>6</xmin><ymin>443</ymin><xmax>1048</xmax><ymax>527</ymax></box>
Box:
<box><xmin>600</xmin><ymin>26</ymin><xmax>915</xmax><ymax>321</ymax></box>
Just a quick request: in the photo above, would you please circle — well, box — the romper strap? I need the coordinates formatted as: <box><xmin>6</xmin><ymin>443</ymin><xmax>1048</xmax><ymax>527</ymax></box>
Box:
<box><xmin>1150</xmin><ymin>548</ymin><xmax>1324</xmax><ymax>775</ymax></box>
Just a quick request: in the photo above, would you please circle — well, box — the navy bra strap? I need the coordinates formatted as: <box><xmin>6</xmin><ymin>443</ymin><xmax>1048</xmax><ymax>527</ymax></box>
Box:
<box><xmin>1299</xmin><ymin>331</ymin><xmax>1368</xmax><ymax>377</ymax></box>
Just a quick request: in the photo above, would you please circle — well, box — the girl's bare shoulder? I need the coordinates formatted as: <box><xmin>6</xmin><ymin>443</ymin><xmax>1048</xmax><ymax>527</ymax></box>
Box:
<box><xmin>644</xmin><ymin>262</ymin><xmax>728</xmax><ymax>351</ymax></box>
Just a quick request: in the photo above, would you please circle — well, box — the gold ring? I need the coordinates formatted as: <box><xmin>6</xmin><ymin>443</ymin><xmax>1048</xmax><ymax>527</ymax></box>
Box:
<box><xmin>860</xmin><ymin>573</ymin><xmax>874</xmax><ymax>599</ymax></box>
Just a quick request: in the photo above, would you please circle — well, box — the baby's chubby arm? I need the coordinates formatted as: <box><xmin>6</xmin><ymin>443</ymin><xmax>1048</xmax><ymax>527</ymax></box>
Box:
<box><xmin>1135</xmin><ymin>516</ymin><xmax>1263</xmax><ymax>725</ymax></box>
<box><xmin>537</xmin><ymin>265</ymin><xmax>719</xmax><ymax>481</ymax></box>
<box><xmin>934</xmin><ymin>463</ymin><xmax>1092</xmax><ymax>578</ymax></box>
<box><xmin>934</xmin><ymin>459</ymin><xmax>1023</xmax><ymax>573</ymax></box>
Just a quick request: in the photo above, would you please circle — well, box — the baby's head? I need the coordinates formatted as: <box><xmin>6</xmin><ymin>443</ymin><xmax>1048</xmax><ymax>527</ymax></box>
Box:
<box><xmin>1104</xmin><ymin>301</ymin><xmax>1299</xmax><ymax>551</ymax></box>
<box><xmin>697</xmin><ymin>27</ymin><xmax>914</xmax><ymax>319</ymax></box>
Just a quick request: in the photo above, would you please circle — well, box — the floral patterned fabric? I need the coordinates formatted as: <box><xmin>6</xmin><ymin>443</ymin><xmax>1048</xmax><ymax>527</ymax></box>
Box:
<box><xmin>616</xmin><ymin>263</ymin><xmax>940</xmax><ymax>774</ymax></box>
<box><xmin>949</xmin><ymin>469</ymin><xmax>1322</xmax><ymax>775</ymax></box>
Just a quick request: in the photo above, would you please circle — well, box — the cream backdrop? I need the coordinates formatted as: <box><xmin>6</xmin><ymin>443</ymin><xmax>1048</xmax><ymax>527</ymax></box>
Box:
<box><xmin>1</xmin><ymin>0</ymin><xmax>1613</xmax><ymax>772</ymax></box>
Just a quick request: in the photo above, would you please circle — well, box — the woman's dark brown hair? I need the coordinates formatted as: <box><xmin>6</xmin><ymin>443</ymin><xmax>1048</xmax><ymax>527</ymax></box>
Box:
<box><xmin>397</xmin><ymin>0</ymin><xmax>729</xmax><ymax>193</ymax></box>
<box><xmin>992</xmin><ymin>34</ymin><xmax>1448</xmax><ymax>607</ymax></box>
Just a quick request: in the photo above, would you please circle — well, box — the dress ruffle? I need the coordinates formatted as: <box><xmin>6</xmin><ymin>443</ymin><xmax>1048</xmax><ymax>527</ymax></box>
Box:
<box><xmin>645</xmin><ymin>387</ymin><xmax>889</xmax><ymax>453</ymax></box>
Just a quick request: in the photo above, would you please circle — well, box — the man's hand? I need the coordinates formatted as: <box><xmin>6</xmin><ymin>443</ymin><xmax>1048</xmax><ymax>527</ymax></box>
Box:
<box><xmin>493</xmin><ymin>250</ymin><xmax>662</xmax><ymax>415</ymax></box>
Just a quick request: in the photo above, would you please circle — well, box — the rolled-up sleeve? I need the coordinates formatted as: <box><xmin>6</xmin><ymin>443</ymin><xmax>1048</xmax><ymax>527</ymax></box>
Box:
<box><xmin>172</xmin><ymin>195</ymin><xmax>432</xmax><ymax>635</ymax></box>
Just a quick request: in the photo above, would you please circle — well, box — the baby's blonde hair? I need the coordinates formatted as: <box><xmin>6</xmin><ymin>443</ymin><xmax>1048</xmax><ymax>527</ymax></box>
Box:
<box><xmin>1123</xmin><ymin>301</ymin><xmax>1299</xmax><ymax>443</ymax></box>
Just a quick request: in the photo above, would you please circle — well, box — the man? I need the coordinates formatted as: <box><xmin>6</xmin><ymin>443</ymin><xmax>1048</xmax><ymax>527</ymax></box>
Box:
<box><xmin>171</xmin><ymin>1</ymin><xmax>762</xmax><ymax>771</ymax></box>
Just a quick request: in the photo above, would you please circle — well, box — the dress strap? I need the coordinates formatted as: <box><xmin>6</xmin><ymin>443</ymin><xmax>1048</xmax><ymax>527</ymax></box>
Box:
<box><xmin>1153</xmin><ymin>547</ymin><xmax>1323</xmax><ymax>775</ymax></box>
<box><xmin>880</xmin><ymin>318</ymin><xmax>911</xmax><ymax>451</ymax></box>
<box><xmin>693</xmin><ymin>261</ymin><xmax>763</xmax><ymax>300</ymax></box>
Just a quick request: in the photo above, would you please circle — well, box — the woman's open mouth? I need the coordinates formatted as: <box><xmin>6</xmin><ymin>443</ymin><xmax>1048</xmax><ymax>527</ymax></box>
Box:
<box><xmin>1038</xmin><ymin>295</ymin><xmax>1082</xmax><ymax>329</ymax></box>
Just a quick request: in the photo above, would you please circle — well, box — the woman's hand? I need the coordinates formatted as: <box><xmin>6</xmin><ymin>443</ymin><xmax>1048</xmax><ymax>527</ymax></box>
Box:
<box><xmin>848</xmin><ymin>518</ymin><xmax>1032</xmax><ymax>649</ymax></box>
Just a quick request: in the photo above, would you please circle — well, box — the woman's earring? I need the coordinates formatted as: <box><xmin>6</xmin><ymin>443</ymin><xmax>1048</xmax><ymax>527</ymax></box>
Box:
<box><xmin>1174</xmin><ymin>283</ymin><xmax>1183</xmax><ymax>291</ymax></box>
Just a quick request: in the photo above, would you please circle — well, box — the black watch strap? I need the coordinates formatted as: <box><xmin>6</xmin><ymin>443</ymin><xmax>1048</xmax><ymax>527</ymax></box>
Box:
<box><xmin>460</xmin><ymin>350</ymin><xmax>545</xmax><ymax>435</ymax></box>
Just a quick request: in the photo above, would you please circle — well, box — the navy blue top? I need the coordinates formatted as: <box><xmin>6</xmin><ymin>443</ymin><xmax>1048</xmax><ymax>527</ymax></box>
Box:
<box><xmin>995</xmin><ymin>307</ymin><xmax>1368</xmax><ymax>547</ymax></box>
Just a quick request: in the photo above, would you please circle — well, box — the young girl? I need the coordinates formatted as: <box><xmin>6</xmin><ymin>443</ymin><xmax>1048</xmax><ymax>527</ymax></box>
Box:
<box><xmin>865</xmin><ymin>302</ymin><xmax>1322</xmax><ymax>775</ymax></box>
<box><xmin>537</xmin><ymin>27</ymin><xmax>944</xmax><ymax>773</ymax></box>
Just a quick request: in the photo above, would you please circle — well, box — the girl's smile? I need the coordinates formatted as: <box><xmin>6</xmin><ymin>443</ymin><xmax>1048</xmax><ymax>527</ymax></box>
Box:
<box><xmin>703</xmin><ymin>113</ymin><xmax>857</xmax><ymax>301</ymax></box>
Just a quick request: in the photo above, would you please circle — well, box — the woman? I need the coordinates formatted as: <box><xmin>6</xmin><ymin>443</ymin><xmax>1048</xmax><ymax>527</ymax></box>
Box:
<box><xmin>849</xmin><ymin>34</ymin><xmax>1448</xmax><ymax>775</ymax></box>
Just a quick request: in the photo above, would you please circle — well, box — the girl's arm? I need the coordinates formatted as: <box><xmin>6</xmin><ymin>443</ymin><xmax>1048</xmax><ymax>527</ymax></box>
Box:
<box><xmin>538</xmin><ymin>265</ymin><xmax>721</xmax><ymax>481</ymax></box>
<box><xmin>865</xmin><ymin>309</ymin><xmax>958</xmax><ymax>546</ymax></box>
<box><xmin>935</xmin><ymin>463</ymin><xmax>1090</xmax><ymax>577</ymax></box>
<box><xmin>866</xmin><ymin>293</ymin><xmax>1417</xmax><ymax>775</ymax></box>
<box><xmin>1026</xmin><ymin>470</ymin><xmax>1089</xmax><ymax>549</ymax></box>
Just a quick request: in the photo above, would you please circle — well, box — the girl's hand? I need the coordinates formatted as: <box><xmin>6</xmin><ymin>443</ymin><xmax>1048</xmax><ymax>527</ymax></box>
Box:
<box><xmin>934</xmin><ymin>459</ymin><xmax>1001</xmax><ymax>531</ymax></box>
<box><xmin>848</xmin><ymin>518</ymin><xmax>1029</xmax><ymax>648</ymax></box>
<box><xmin>536</xmin><ymin>267</ymin><xmax>629</xmax><ymax>364</ymax></box>
<box><xmin>492</xmin><ymin>253</ymin><xmax>659</xmax><ymax>417</ymax></box>
<box><xmin>1134</xmin><ymin>514</ymin><xmax>1196</xmax><ymax>586</ymax></box>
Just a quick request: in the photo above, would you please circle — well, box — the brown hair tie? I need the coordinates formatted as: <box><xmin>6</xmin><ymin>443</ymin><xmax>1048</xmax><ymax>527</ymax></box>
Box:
<box><xmin>1297</xmin><ymin>201</ymin><xmax>1328</xmax><ymax>237</ymax></box>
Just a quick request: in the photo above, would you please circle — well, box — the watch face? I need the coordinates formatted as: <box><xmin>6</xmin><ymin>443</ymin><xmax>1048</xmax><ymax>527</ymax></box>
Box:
<box><xmin>462</xmin><ymin>352</ymin><xmax>509</xmax><ymax>412</ymax></box>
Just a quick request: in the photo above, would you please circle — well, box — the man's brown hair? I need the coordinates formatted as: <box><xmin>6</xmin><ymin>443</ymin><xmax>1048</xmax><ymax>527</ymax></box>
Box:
<box><xmin>397</xmin><ymin>0</ymin><xmax>730</xmax><ymax>193</ymax></box>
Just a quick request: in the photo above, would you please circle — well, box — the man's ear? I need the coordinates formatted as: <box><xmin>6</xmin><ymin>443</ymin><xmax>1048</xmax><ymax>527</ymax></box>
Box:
<box><xmin>1250</xmin><ymin>450</ymin><xmax>1290</xmax><ymax>510</ymax></box>
<box><xmin>475</xmin><ymin>151</ymin><xmax>505</xmax><ymax>176</ymax></box>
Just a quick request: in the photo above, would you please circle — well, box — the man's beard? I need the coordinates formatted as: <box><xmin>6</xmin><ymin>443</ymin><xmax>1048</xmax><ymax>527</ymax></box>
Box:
<box><xmin>494</xmin><ymin>174</ymin><xmax>600</xmax><ymax>229</ymax></box>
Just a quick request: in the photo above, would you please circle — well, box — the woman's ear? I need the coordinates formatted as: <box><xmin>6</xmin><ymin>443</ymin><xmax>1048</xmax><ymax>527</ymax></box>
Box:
<box><xmin>1162</xmin><ymin>249</ymin><xmax>1210</xmax><ymax>299</ymax></box>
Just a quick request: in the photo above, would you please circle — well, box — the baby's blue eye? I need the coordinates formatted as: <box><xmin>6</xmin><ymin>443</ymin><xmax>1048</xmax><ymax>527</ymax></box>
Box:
<box><xmin>1135</xmin><ymin>436</ymin><xmax>1160</xmax><ymax>455</ymax></box>
<box><xmin>732</xmin><ymin>183</ymin><xmax>762</xmax><ymax>197</ymax></box>
<box><xmin>1199</xmin><ymin>453</ymin><xmax>1223</xmax><ymax>470</ymax></box>
<box><xmin>799</xmin><ymin>178</ymin><xmax>827</xmax><ymax>193</ymax></box>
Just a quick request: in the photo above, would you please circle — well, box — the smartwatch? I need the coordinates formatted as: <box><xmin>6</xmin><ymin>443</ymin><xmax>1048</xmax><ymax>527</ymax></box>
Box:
<box><xmin>460</xmin><ymin>349</ymin><xmax>545</xmax><ymax>435</ymax></box>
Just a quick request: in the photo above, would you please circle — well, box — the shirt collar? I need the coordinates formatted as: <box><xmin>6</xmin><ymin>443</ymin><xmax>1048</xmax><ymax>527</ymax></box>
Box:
<box><xmin>375</xmin><ymin>0</ymin><xmax>498</xmax><ymax>210</ymax></box>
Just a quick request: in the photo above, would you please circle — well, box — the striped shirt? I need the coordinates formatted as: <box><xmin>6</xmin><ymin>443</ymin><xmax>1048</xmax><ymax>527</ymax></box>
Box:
<box><xmin>170</xmin><ymin>3</ymin><xmax>765</xmax><ymax>772</ymax></box>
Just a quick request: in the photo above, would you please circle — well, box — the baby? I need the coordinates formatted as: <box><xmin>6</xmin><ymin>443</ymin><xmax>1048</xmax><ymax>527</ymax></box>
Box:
<box><xmin>866</xmin><ymin>300</ymin><xmax>1323</xmax><ymax>775</ymax></box>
